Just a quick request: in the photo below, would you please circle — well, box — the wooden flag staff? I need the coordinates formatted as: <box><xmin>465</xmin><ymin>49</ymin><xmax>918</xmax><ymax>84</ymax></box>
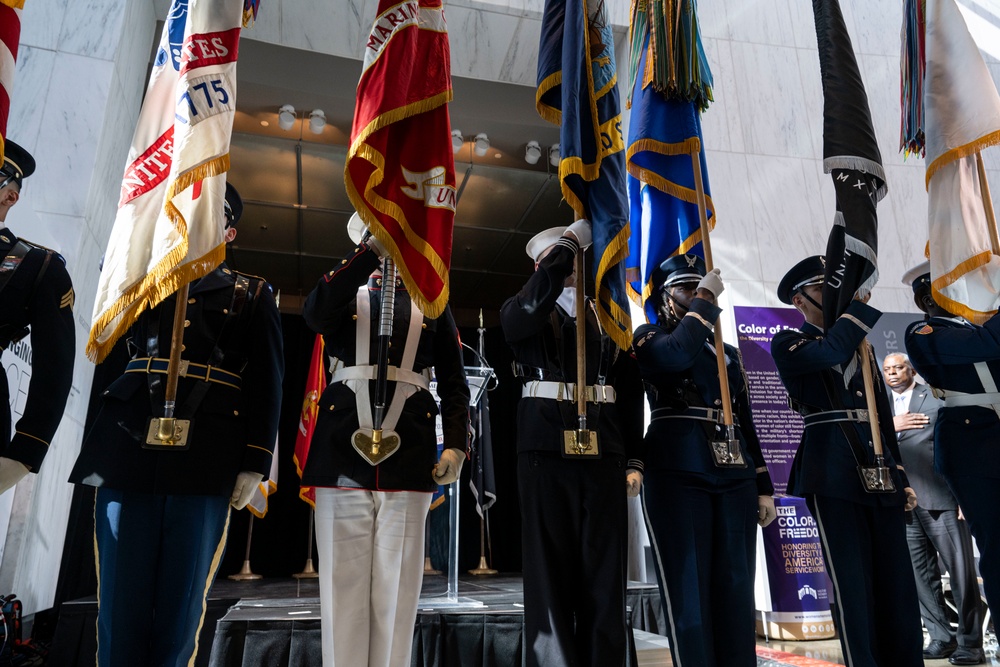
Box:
<box><xmin>690</xmin><ymin>150</ymin><xmax>745</xmax><ymax>468</ymax></box>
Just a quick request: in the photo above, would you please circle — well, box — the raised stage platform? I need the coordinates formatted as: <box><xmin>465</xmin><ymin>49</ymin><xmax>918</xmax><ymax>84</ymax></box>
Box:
<box><xmin>50</xmin><ymin>574</ymin><xmax>848</xmax><ymax>666</ymax></box>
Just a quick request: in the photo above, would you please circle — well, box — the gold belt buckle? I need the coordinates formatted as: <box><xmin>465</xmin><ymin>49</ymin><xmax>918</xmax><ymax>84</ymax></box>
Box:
<box><xmin>178</xmin><ymin>359</ymin><xmax>191</xmax><ymax>378</ymax></box>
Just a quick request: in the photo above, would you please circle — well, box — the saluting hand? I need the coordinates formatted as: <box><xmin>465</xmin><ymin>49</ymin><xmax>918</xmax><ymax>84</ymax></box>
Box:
<box><xmin>893</xmin><ymin>411</ymin><xmax>929</xmax><ymax>432</ymax></box>
<box><xmin>625</xmin><ymin>469</ymin><xmax>643</xmax><ymax>497</ymax></box>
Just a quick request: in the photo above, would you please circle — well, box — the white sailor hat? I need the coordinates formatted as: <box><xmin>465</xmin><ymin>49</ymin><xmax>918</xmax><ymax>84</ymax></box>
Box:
<box><xmin>525</xmin><ymin>226</ymin><xmax>567</xmax><ymax>262</ymax></box>
<box><xmin>902</xmin><ymin>261</ymin><xmax>931</xmax><ymax>291</ymax></box>
<box><xmin>347</xmin><ymin>211</ymin><xmax>366</xmax><ymax>244</ymax></box>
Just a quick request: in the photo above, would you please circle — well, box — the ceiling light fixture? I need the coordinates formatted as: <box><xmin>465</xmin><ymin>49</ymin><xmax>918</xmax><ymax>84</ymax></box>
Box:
<box><xmin>277</xmin><ymin>104</ymin><xmax>296</xmax><ymax>131</ymax></box>
<box><xmin>473</xmin><ymin>133</ymin><xmax>490</xmax><ymax>157</ymax></box>
<box><xmin>451</xmin><ymin>130</ymin><xmax>463</xmax><ymax>154</ymax></box>
<box><xmin>309</xmin><ymin>109</ymin><xmax>326</xmax><ymax>135</ymax></box>
<box><xmin>524</xmin><ymin>141</ymin><xmax>541</xmax><ymax>165</ymax></box>
<box><xmin>549</xmin><ymin>143</ymin><xmax>561</xmax><ymax>167</ymax></box>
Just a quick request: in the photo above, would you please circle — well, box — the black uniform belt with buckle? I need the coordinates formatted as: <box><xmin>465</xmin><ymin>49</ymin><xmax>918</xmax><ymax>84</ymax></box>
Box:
<box><xmin>125</xmin><ymin>357</ymin><xmax>241</xmax><ymax>389</ymax></box>
<box><xmin>802</xmin><ymin>409</ymin><xmax>869</xmax><ymax>427</ymax></box>
<box><xmin>651</xmin><ymin>406</ymin><xmax>733</xmax><ymax>425</ymax></box>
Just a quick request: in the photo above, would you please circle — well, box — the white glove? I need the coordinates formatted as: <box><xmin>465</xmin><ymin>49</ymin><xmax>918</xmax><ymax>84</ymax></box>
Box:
<box><xmin>0</xmin><ymin>458</ymin><xmax>29</xmax><ymax>495</ymax></box>
<box><xmin>565</xmin><ymin>220</ymin><xmax>592</xmax><ymax>249</ymax></box>
<box><xmin>433</xmin><ymin>448</ymin><xmax>465</xmax><ymax>485</ymax></box>
<box><xmin>230</xmin><ymin>471</ymin><xmax>264</xmax><ymax>510</ymax></box>
<box><xmin>697</xmin><ymin>268</ymin><xmax>724</xmax><ymax>298</ymax></box>
<box><xmin>362</xmin><ymin>229</ymin><xmax>389</xmax><ymax>258</ymax></box>
<box><xmin>758</xmin><ymin>495</ymin><xmax>777</xmax><ymax>527</ymax></box>
<box><xmin>625</xmin><ymin>469</ymin><xmax>643</xmax><ymax>497</ymax></box>
<box><xmin>904</xmin><ymin>486</ymin><xmax>918</xmax><ymax>512</ymax></box>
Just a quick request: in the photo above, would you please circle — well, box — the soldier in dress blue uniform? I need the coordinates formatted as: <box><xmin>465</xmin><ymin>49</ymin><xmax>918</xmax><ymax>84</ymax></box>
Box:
<box><xmin>903</xmin><ymin>262</ymin><xmax>1000</xmax><ymax>665</ymax></box>
<box><xmin>0</xmin><ymin>140</ymin><xmax>76</xmax><ymax>494</ymax></box>
<box><xmin>883</xmin><ymin>347</ymin><xmax>984</xmax><ymax>665</ymax></box>
<box><xmin>632</xmin><ymin>254</ymin><xmax>774</xmax><ymax>667</ymax></box>
<box><xmin>300</xmin><ymin>215</ymin><xmax>470</xmax><ymax>667</ymax></box>
<box><xmin>771</xmin><ymin>256</ymin><xmax>923</xmax><ymax>667</ymax></box>
<box><xmin>500</xmin><ymin>223</ymin><xmax>645</xmax><ymax>667</ymax></box>
<box><xmin>69</xmin><ymin>184</ymin><xmax>284</xmax><ymax>667</ymax></box>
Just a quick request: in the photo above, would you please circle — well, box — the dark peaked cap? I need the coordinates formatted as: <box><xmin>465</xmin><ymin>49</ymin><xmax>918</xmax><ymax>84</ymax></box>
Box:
<box><xmin>1</xmin><ymin>140</ymin><xmax>36</xmax><ymax>186</ymax></box>
<box><xmin>778</xmin><ymin>256</ymin><xmax>826</xmax><ymax>305</ymax></box>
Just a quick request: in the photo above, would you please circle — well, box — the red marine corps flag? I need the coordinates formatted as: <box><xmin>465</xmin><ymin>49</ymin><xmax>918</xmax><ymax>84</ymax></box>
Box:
<box><xmin>0</xmin><ymin>0</ymin><xmax>23</xmax><ymax>165</ymax></box>
<box><xmin>87</xmin><ymin>0</ymin><xmax>244</xmax><ymax>361</ymax></box>
<box><xmin>345</xmin><ymin>0</ymin><xmax>455</xmax><ymax>317</ymax></box>
<box><xmin>294</xmin><ymin>334</ymin><xmax>327</xmax><ymax>507</ymax></box>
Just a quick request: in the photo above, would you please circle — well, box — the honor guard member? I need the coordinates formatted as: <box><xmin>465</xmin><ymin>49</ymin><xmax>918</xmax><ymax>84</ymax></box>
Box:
<box><xmin>300</xmin><ymin>214</ymin><xmax>470</xmax><ymax>667</ymax></box>
<box><xmin>632</xmin><ymin>255</ymin><xmax>774</xmax><ymax>667</ymax></box>
<box><xmin>70</xmin><ymin>184</ymin><xmax>284</xmax><ymax>667</ymax></box>
<box><xmin>883</xmin><ymin>347</ymin><xmax>984</xmax><ymax>665</ymax></box>
<box><xmin>771</xmin><ymin>256</ymin><xmax>923</xmax><ymax>667</ymax></box>
<box><xmin>0</xmin><ymin>140</ymin><xmax>75</xmax><ymax>494</ymax></box>
<box><xmin>904</xmin><ymin>261</ymin><xmax>1000</xmax><ymax>664</ymax></box>
<box><xmin>500</xmin><ymin>223</ymin><xmax>645</xmax><ymax>667</ymax></box>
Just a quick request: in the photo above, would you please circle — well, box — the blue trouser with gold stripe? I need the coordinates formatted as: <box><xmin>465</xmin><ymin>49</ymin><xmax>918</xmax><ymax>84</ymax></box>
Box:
<box><xmin>94</xmin><ymin>488</ymin><xmax>230</xmax><ymax>667</ymax></box>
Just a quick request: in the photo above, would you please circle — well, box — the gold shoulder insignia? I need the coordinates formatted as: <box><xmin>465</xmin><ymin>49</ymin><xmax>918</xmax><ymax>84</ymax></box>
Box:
<box><xmin>234</xmin><ymin>270</ymin><xmax>268</xmax><ymax>282</ymax></box>
<box><xmin>915</xmin><ymin>324</ymin><xmax>933</xmax><ymax>335</ymax></box>
<box><xmin>788</xmin><ymin>339</ymin><xmax>807</xmax><ymax>352</ymax></box>
<box><xmin>18</xmin><ymin>237</ymin><xmax>58</xmax><ymax>253</ymax></box>
<box><xmin>60</xmin><ymin>287</ymin><xmax>75</xmax><ymax>310</ymax></box>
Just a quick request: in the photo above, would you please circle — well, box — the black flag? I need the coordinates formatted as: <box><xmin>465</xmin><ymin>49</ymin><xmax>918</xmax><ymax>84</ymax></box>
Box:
<box><xmin>813</xmin><ymin>0</ymin><xmax>886</xmax><ymax>332</ymax></box>
<box><xmin>469</xmin><ymin>391</ymin><xmax>496</xmax><ymax>518</ymax></box>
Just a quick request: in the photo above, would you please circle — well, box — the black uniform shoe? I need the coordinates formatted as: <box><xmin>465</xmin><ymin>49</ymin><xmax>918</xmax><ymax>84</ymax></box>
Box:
<box><xmin>948</xmin><ymin>647</ymin><xmax>985</xmax><ymax>665</ymax></box>
<box><xmin>923</xmin><ymin>640</ymin><xmax>957</xmax><ymax>659</ymax></box>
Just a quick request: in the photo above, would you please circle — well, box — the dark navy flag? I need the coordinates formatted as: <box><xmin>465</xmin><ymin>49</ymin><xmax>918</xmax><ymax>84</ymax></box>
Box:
<box><xmin>537</xmin><ymin>0</ymin><xmax>631</xmax><ymax>349</ymax></box>
<box><xmin>813</xmin><ymin>0</ymin><xmax>886</xmax><ymax>332</ymax></box>
<box><xmin>469</xmin><ymin>391</ymin><xmax>496</xmax><ymax>518</ymax></box>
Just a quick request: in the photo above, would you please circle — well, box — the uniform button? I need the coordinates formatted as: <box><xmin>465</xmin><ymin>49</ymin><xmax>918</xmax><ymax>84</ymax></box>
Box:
<box><xmin>181</xmin><ymin>344</ymin><xmax>186</xmax><ymax>351</ymax></box>
<box><xmin>352</xmin><ymin>315</ymin><xmax>358</xmax><ymax>320</ymax></box>
<box><xmin>856</xmin><ymin>391</ymin><xmax>863</xmax><ymax>397</ymax></box>
<box><xmin>223</xmin><ymin>308</ymin><xmax>229</xmax><ymax>314</ymax></box>
<box><xmin>341</xmin><ymin>259</ymin><xmax>347</xmax><ymax>265</ymax></box>
<box><xmin>183</xmin><ymin>319</ymin><xmax>190</xmax><ymax>327</ymax></box>
<box><xmin>714</xmin><ymin>399</ymin><xmax>722</xmax><ymax>406</ymax></box>
<box><xmin>329</xmin><ymin>404</ymin><xmax>335</xmax><ymax>411</ymax></box>
<box><xmin>102</xmin><ymin>390</ymin><xmax>109</xmax><ymax>396</ymax></box>
<box><xmin>422</xmin><ymin>323</ymin><xmax>427</xmax><ymax>329</ymax></box>
<box><xmin>427</xmin><ymin>413</ymin><xmax>432</xmax><ymax>418</ymax></box>
<box><xmin>188</xmin><ymin>298</ymin><xmax>196</xmax><ymax>304</ymax></box>
<box><xmin>233</xmin><ymin>410</ymin><xmax>239</xmax><ymax>416</ymax></box>
<box><xmin>966</xmin><ymin>419</ymin><xmax>971</xmax><ymax>424</ymax></box>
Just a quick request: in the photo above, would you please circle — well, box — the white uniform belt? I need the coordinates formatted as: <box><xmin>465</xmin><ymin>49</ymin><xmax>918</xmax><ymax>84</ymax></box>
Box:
<box><xmin>330</xmin><ymin>364</ymin><xmax>431</xmax><ymax>391</ymax></box>
<box><xmin>521</xmin><ymin>380</ymin><xmax>616</xmax><ymax>403</ymax></box>
<box><xmin>933</xmin><ymin>388</ymin><xmax>1000</xmax><ymax>409</ymax></box>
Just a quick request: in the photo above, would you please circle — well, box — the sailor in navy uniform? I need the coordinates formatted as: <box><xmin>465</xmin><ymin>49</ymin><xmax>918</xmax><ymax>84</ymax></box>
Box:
<box><xmin>301</xmin><ymin>215</ymin><xmax>470</xmax><ymax>667</ymax></box>
<box><xmin>500</xmin><ymin>223</ymin><xmax>645</xmax><ymax>667</ymax></box>
<box><xmin>0</xmin><ymin>140</ymin><xmax>76</xmax><ymax>494</ymax></box>
<box><xmin>771</xmin><ymin>256</ymin><xmax>923</xmax><ymax>667</ymax></box>
<box><xmin>70</xmin><ymin>184</ymin><xmax>284</xmax><ymax>667</ymax></box>
<box><xmin>632</xmin><ymin>254</ymin><xmax>774</xmax><ymax>667</ymax></box>
<box><xmin>903</xmin><ymin>261</ymin><xmax>1000</xmax><ymax>665</ymax></box>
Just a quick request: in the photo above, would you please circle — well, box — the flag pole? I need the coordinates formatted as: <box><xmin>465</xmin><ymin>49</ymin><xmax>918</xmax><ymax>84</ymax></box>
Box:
<box><xmin>293</xmin><ymin>509</ymin><xmax>319</xmax><ymax>579</ymax></box>
<box><xmin>690</xmin><ymin>149</ymin><xmax>747</xmax><ymax>468</ymax></box>
<box><xmin>146</xmin><ymin>286</ymin><xmax>192</xmax><ymax>446</ymax></box>
<box><xmin>470</xmin><ymin>310</ymin><xmax>497</xmax><ymax>576</ymax></box>
<box><xmin>229</xmin><ymin>515</ymin><xmax>263</xmax><ymax>581</ymax></box>
<box><xmin>975</xmin><ymin>151</ymin><xmax>1000</xmax><ymax>255</ymax></box>
<box><xmin>566</xmin><ymin>246</ymin><xmax>595</xmax><ymax>455</ymax></box>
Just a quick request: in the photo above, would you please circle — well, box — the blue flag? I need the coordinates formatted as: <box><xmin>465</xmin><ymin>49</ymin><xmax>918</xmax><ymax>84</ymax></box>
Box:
<box><xmin>536</xmin><ymin>0</ymin><xmax>631</xmax><ymax>349</ymax></box>
<box><xmin>625</xmin><ymin>28</ymin><xmax>715</xmax><ymax>325</ymax></box>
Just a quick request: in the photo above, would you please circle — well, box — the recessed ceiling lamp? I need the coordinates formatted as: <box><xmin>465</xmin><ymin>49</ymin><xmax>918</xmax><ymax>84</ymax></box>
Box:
<box><xmin>278</xmin><ymin>104</ymin><xmax>296</xmax><ymax>131</ymax></box>
<box><xmin>473</xmin><ymin>133</ymin><xmax>490</xmax><ymax>157</ymax></box>
<box><xmin>549</xmin><ymin>143</ymin><xmax>560</xmax><ymax>167</ymax></box>
<box><xmin>451</xmin><ymin>129</ymin><xmax>463</xmax><ymax>153</ymax></box>
<box><xmin>524</xmin><ymin>141</ymin><xmax>541</xmax><ymax>165</ymax></box>
<box><xmin>309</xmin><ymin>109</ymin><xmax>326</xmax><ymax>135</ymax></box>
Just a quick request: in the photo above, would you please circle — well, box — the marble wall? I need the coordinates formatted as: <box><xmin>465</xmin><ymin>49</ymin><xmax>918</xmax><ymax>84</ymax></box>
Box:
<box><xmin>0</xmin><ymin>0</ymin><xmax>155</xmax><ymax>614</ymax></box>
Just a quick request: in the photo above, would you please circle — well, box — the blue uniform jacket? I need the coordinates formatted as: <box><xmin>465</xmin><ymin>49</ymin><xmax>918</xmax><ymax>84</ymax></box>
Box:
<box><xmin>633</xmin><ymin>297</ymin><xmax>773</xmax><ymax>494</ymax></box>
<box><xmin>0</xmin><ymin>228</ymin><xmax>75</xmax><ymax>471</ymax></box>
<box><xmin>771</xmin><ymin>301</ymin><xmax>909</xmax><ymax>505</ymax></box>
<box><xmin>905</xmin><ymin>315</ymin><xmax>1000</xmax><ymax>480</ymax></box>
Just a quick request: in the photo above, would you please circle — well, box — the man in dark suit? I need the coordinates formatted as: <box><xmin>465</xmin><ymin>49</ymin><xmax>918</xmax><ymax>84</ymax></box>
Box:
<box><xmin>771</xmin><ymin>255</ymin><xmax>924</xmax><ymax>667</ymax></box>
<box><xmin>70</xmin><ymin>184</ymin><xmax>284</xmax><ymax>667</ymax></box>
<box><xmin>501</xmin><ymin>223</ymin><xmax>644</xmax><ymax>667</ymax></box>
<box><xmin>883</xmin><ymin>350</ymin><xmax>983</xmax><ymax>663</ymax></box>
<box><xmin>0</xmin><ymin>140</ymin><xmax>76</xmax><ymax>494</ymax></box>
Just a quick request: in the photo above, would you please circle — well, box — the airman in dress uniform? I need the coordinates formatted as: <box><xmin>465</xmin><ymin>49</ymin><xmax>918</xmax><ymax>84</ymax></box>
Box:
<box><xmin>770</xmin><ymin>256</ymin><xmax>923</xmax><ymax>667</ymax></box>
<box><xmin>69</xmin><ymin>184</ymin><xmax>284</xmax><ymax>667</ymax></box>
<box><xmin>632</xmin><ymin>254</ymin><xmax>774</xmax><ymax>667</ymax></box>
<box><xmin>0</xmin><ymin>140</ymin><xmax>76</xmax><ymax>494</ymax></box>
<box><xmin>300</xmin><ymin>215</ymin><xmax>470</xmax><ymax>667</ymax></box>
<box><xmin>500</xmin><ymin>222</ymin><xmax>645</xmax><ymax>667</ymax></box>
<box><xmin>903</xmin><ymin>261</ymin><xmax>999</xmax><ymax>666</ymax></box>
